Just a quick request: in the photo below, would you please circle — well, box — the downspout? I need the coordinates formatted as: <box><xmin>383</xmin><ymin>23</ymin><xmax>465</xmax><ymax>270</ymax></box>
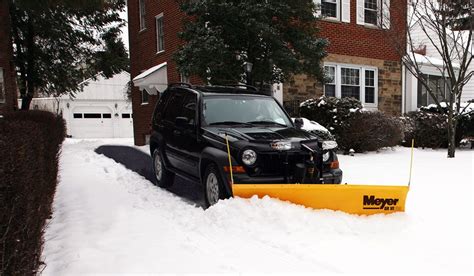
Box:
<box><xmin>401</xmin><ymin>64</ymin><xmax>406</xmax><ymax>114</ymax></box>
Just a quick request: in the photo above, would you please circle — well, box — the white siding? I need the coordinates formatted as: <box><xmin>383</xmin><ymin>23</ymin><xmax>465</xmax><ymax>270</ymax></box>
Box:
<box><xmin>461</xmin><ymin>62</ymin><xmax>474</xmax><ymax>102</ymax></box>
<box><xmin>408</xmin><ymin>22</ymin><xmax>474</xmax><ymax>103</ymax></box>
<box><xmin>63</xmin><ymin>71</ymin><xmax>130</xmax><ymax>101</ymax></box>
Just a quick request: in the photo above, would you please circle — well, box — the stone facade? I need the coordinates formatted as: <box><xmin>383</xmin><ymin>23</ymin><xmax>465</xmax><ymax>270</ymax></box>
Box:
<box><xmin>283</xmin><ymin>54</ymin><xmax>403</xmax><ymax>116</ymax></box>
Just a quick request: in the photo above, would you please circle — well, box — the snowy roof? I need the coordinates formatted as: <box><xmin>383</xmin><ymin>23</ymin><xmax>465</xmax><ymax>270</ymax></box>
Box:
<box><xmin>413</xmin><ymin>53</ymin><xmax>460</xmax><ymax>69</ymax></box>
<box><xmin>133</xmin><ymin>62</ymin><xmax>168</xmax><ymax>94</ymax></box>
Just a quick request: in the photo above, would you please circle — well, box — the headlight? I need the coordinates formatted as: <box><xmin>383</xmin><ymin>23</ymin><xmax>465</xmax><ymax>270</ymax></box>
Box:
<box><xmin>242</xmin><ymin>149</ymin><xmax>257</xmax><ymax>166</ymax></box>
<box><xmin>322</xmin><ymin>152</ymin><xmax>330</xmax><ymax>162</ymax></box>
<box><xmin>322</xmin><ymin>140</ymin><xmax>338</xmax><ymax>150</ymax></box>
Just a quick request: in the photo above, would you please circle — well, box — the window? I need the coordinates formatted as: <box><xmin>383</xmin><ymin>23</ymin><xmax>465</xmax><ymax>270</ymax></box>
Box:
<box><xmin>0</xmin><ymin>67</ymin><xmax>4</xmax><ymax>103</ymax></box>
<box><xmin>141</xmin><ymin>89</ymin><xmax>149</xmax><ymax>104</ymax></box>
<box><xmin>163</xmin><ymin>92</ymin><xmax>185</xmax><ymax>123</ymax></box>
<box><xmin>324</xmin><ymin>66</ymin><xmax>336</xmax><ymax>97</ymax></box>
<box><xmin>180</xmin><ymin>73</ymin><xmax>190</xmax><ymax>84</ymax></box>
<box><xmin>84</xmin><ymin>113</ymin><xmax>101</xmax><ymax>119</ymax></box>
<box><xmin>156</xmin><ymin>14</ymin><xmax>164</xmax><ymax>53</ymax></box>
<box><xmin>322</xmin><ymin>0</ymin><xmax>338</xmax><ymax>19</ymax></box>
<box><xmin>365</xmin><ymin>69</ymin><xmax>375</xmax><ymax>104</ymax></box>
<box><xmin>341</xmin><ymin>68</ymin><xmax>360</xmax><ymax>100</ymax></box>
<box><xmin>324</xmin><ymin>63</ymin><xmax>378</xmax><ymax>107</ymax></box>
<box><xmin>364</xmin><ymin>0</ymin><xmax>379</xmax><ymax>25</ymax></box>
<box><xmin>102</xmin><ymin>113</ymin><xmax>112</xmax><ymax>119</ymax></box>
<box><xmin>417</xmin><ymin>74</ymin><xmax>449</xmax><ymax>107</ymax></box>
<box><xmin>73</xmin><ymin>113</ymin><xmax>82</xmax><ymax>119</ymax></box>
<box><xmin>139</xmin><ymin>0</ymin><xmax>146</xmax><ymax>31</ymax></box>
<box><xmin>122</xmin><ymin>113</ymin><xmax>131</xmax><ymax>119</ymax></box>
<box><xmin>181</xmin><ymin>92</ymin><xmax>197</xmax><ymax>126</ymax></box>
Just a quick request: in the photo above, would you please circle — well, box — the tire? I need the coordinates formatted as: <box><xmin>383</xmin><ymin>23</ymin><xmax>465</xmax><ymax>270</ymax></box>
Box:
<box><xmin>203</xmin><ymin>163</ymin><xmax>227</xmax><ymax>207</ymax></box>
<box><xmin>152</xmin><ymin>148</ymin><xmax>174</xmax><ymax>188</ymax></box>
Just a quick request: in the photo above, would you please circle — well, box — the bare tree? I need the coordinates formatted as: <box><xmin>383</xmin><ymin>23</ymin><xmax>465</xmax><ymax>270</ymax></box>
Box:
<box><xmin>387</xmin><ymin>0</ymin><xmax>473</xmax><ymax>158</ymax></box>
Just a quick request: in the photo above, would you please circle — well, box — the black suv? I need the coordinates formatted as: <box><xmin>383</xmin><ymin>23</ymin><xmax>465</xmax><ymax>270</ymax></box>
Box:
<box><xmin>150</xmin><ymin>84</ymin><xmax>342</xmax><ymax>207</ymax></box>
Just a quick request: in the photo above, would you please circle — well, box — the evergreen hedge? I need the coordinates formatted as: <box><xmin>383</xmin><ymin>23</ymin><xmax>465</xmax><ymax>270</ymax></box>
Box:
<box><xmin>0</xmin><ymin>111</ymin><xmax>65</xmax><ymax>275</ymax></box>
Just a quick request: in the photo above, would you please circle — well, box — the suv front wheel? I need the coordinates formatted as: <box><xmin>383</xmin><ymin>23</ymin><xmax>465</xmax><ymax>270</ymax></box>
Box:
<box><xmin>152</xmin><ymin>148</ymin><xmax>174</xmax><ymax>188</ymax></box>
<box><xmin>203</xmin><ymin>164</ymin><xmax>226</xmax><ymax>207</ymax></box>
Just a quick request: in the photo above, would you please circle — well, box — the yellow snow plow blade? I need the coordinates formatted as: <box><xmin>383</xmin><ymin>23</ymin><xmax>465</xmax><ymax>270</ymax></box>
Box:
<box><xmin>232</xmin><ymin>184</ymin><xmax>409</xmax><ymax>215</ymax></box>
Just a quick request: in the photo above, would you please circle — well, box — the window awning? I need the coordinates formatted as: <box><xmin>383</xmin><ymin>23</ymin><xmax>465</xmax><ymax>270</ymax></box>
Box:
<box><xmin>132</xmin><ymin>62</ymin><xmax>168</xmax><ymax>95</ymax></box>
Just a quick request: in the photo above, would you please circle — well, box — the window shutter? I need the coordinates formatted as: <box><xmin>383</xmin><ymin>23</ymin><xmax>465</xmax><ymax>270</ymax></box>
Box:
<box><xmin>382</xmin><ymin>0</ymin><xmax>390</xmax><ymax>29</ymax></box>
<box><xmin>356</xmin><ymin>0</ymin><xmax>364</xmax><ymax>25</ymax></box>
<box><xmin>314</xmin><ymin>0</ymin><xmax>322</xmax><ymax>17</ymax></box>
<box><xmin>341</xmin><ymin>0</ymin><xmax>350</xmax><ymax>23</ymax></box>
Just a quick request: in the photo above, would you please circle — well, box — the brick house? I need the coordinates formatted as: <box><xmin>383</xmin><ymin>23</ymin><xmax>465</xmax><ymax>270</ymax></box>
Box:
<box><xmin>128</xmin><ymin>0</ymin><xmax>406</xmax><ymax>145</ymax></box>
<box><xmin>0</xmin><ymin>0</ymin><xmax>18</xmax><ymax>114</ymax></box>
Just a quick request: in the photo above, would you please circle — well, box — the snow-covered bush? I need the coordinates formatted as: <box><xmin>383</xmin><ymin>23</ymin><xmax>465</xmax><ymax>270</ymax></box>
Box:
<box><xmin>0</xmin><ymin>111</ymin><xmax>66</xmax><ymax>275</ymax></box>
<box><xmin>401</xmin><ymin>111</ymin><xmax>449</xmax><ymax>148</ymax></box>
<box><xmin>300</xmin><ymin>97</ymin><xmax>363</xmax><ymax>133</ymax></box>
<box><xmin>299</xmin><ymin>96</ymin><xmax>402</xmax><ymax>152</ymax></box>
<box><xmin>337</xmin><ymin>111</ymin><xmax>403</xmax><ymax>153</ymax></box>
<box><xmin>402</xmin><ymin>102</ymin><xmax>474</xmax><ymax>148</ymax></box>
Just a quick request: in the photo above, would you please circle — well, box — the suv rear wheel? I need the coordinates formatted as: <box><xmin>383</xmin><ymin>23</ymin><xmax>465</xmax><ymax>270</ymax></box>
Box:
<box><xmin>152</xmin><ymin>148</ymin><xmax>174</xmax><ymax>188</ymax></box>
<box><xmin>203</xmin><ymin>164</ymin><xmax>226</xmax><ymax>207</ymax></box>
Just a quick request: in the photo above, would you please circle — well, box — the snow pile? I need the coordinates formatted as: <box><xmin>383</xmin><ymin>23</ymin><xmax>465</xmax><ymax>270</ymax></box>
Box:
<box><xmin>291</xmin><ymin>117</ymin><xmax>329</xmax><ymax>133</ymax></box>
<box><xmin>42</xmin><ymin>140</ymin><xmax>473</xmax><ymax>274</ymax></box>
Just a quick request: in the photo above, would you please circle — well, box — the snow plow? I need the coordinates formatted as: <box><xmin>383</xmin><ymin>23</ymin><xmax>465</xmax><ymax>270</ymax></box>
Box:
<box><xmin>226</xmin><ymin>136</ymin><xmax>411</xmax><ymax>215</ymax></box>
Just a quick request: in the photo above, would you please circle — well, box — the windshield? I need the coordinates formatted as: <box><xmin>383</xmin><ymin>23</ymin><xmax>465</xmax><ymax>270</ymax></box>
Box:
<box><xmin>202</xmin><ymin>96</ymin><xmax>292</xmax><ymax>127</ymax></box>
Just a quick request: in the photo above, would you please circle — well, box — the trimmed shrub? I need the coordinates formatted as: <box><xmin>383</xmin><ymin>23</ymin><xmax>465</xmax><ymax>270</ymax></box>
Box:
<box><xmin>0</xmin><ymin>111</ymin><xmax>65</xmax><ymax>275</ymax></box>
<box><xmin>337</xmin><ymin>111</ymin><xmax>403</xmax><ymax>152</ymax></box>
<box><xmin>401</xmin><ymin>102</ymin><xmax>474</xmax><ymax>148</ymax></box>
<box><xmin>300</xmin><ymin>97</ymin><xmax>363</xmax><ymax>136</ymax></box>
<box><xmin>401</xmin><ymin>111</ymin><xmax>449</xmax><ymax>148</ymax></box>
<box><xmin>300</xmin><ymin>96</ymin><xmax>401</xmax><ymax>152</ymax></box>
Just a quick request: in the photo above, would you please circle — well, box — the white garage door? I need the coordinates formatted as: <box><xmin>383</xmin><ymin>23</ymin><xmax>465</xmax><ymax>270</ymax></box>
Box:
<box><xmin>71</xmin><ymin>106</ymin><xmax>114</xmax><ymax>138</ymax></box>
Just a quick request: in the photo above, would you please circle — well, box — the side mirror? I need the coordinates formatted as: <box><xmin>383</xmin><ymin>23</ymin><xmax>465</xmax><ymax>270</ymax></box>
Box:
<box><xmin>175</xmin><ymin>117</ymin><xmax>189</xmax><ymax>128</ymax></box>
<box><xmin>294</xmin><ymin>118</ymin><xmax>304</xmax><ymax>129</ymax></box>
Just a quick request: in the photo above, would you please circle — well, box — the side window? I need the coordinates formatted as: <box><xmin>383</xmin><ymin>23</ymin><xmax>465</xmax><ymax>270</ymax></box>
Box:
<box><xmin>163</xmin><ymin>92</ymin><xmax>185</xmax><ymax>123</ymax></box>
<box><xmin>153</xmin><ymin>91</ymin><xmax>171</xmax><ymax>123</ymax></box>
<box><xmin>181</xmin><ymin>92</ymin><xmax>197</xmax><ymax>126</ymax></box>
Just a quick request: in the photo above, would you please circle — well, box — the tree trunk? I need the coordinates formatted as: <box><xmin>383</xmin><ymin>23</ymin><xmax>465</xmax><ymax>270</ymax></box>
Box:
<box><xmin>447</xmin><ymin>90</ymin><xmax>456</xmax><ymax>158</ymax></box>
<box><xmin>20</xmin><ymin>93</ymin><xmax>32</xmax><ymax>110</ymax></box>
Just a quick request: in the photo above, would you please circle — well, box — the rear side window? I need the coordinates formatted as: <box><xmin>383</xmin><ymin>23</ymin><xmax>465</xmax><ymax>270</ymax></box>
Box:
<box><xmin>162</xmin><ymin>92</ymin><xmax>185</xmax><ymax>123</ymax></box>
<box><xmin>181</xmin><ymin>93</ymin><xmax>197</xmax><ymax>125</ymax></box>
<box><xmin>153</xmin><ymin>91</ymin><xmax>171</xmax><ymax>123</ymax></box>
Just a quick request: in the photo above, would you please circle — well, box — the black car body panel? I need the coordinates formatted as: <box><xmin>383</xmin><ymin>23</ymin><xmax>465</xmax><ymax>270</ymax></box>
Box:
<box><xmin>150</xmin><ymin>85</ymin><xmax>343</xmax><ymax>197</ymax></box>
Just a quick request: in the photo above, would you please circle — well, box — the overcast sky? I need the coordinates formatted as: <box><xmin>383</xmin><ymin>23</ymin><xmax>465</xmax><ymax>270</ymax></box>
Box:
<box><xmin>120</xmin><ymin>9</ymin><xmax>129</xmax><ymax>53</ymax></box>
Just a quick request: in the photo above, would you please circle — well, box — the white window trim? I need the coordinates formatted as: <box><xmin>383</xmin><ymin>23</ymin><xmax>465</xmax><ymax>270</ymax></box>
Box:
<box><xmin>139</xmin><ymin>0</ymin><xmax>146</xmax><ymax>31</ymax></box>
<box><xmin>323</xmin><ymin>65</ymin><xmax>336</xmax><ymax>96</ymax></box>
<box><xmin>321</xmin><ymin>0</ymin><xmax>340</xmax><ymax>21</ymax></box>
<box><xmin>324</xmin><ymin>62</ymin><xmax>379</xmax><ymax>108</ymax></box>
<box><xmin>155</xmin><ymin>13</ymin><xmax>165</xmax><ymax>54</ymax></box>
<box><xmin>363</xmin><ymin>0</ymin><xmax>381</xmax><ymax>27</ymax></box>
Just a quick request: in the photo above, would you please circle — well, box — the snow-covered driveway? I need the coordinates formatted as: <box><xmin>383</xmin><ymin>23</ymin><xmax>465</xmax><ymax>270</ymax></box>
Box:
<box><xmin>42</xmin><ymin>139</ymin><xmax>473</xmax><ymax>274</ymax></box>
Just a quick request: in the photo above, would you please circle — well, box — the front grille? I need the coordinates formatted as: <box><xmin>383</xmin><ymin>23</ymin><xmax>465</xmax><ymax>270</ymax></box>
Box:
<box><xmin>257</xmin><ymin>151</ymin><xmax>308</xmax><ymax>176</ymax></box>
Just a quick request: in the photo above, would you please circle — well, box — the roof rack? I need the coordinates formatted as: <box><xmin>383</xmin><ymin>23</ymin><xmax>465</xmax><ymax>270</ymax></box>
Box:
<box><xmin>219</xmin><ymin>84</ymin><xmax>258</xmax><ymax>91</ymax></box>
<box><xmin>168</xmin><ymin>82</ymin><xmax>193</xmax><ymax>88</ymax></box>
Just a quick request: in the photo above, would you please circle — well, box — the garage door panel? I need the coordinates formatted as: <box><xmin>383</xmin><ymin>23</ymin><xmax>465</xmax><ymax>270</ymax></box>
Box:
<box><xmin>71</xmin><ymin>107</ymin><xmax>114</xmax><ymax>138</ymax></box>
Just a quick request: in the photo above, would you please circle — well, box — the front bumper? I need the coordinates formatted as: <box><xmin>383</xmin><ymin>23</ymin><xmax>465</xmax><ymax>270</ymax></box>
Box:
<box><xmin>232</xmin><ymin>168</ymin><xmax>343</xmax><ymax>185</ymax></box>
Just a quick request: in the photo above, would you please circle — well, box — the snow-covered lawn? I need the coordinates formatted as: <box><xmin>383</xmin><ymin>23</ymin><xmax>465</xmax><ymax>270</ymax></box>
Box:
<box><xmin>42</xmin><ymin>139</ymin><xmax>473</xmax><ymax>274</ymax></box>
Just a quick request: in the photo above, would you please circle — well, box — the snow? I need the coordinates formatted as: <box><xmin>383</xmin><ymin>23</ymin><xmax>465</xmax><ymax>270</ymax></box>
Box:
<box><xmin>42</xmin><ymin>139</ymin><xmax>473</xmax><ymax>274</ymax></box>
<box><xmin>291</xmin><ymin>117</ymin><xmax>329</xmax><ymax>133</ymax></box>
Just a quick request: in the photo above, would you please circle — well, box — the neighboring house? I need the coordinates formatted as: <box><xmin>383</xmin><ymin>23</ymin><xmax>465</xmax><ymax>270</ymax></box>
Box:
<box><xmin>23</xmin><ymin>72</ymin><xmax>133</xmax><ymax>138</ymax></box>
<box><xmin>127</xmin><ymin>0</ymin><xmax>407</xmax><ymax>145</ymax></box>
<box><xmin>0</xmin><ymin>0</ymin><xmax>18</xmax><ymax>114</ymax></box>
<box><xmin>404</xmin><ymin>20</ymin><xmax>474</xmax><ymax>112</ymax></box>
